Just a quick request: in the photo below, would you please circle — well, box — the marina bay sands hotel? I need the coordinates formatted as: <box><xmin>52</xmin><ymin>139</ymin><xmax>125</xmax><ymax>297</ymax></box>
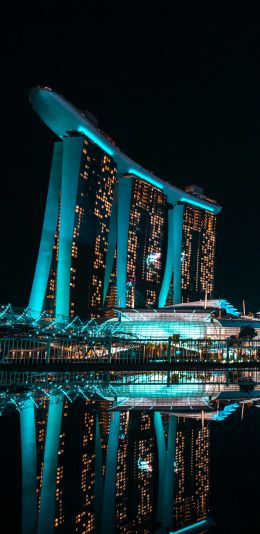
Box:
<box><xmin>29</xmin><ymin>87</ymin><xmax>221</xmax><ymax>319</ymax></box>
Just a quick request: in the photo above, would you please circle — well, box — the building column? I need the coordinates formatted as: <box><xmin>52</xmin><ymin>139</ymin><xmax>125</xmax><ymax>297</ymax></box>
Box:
<box><xmin>100</xmin><ymin>411</ymin><xmax>121</xmax><ymax>534</ymax></box>
<box><xmin>154</xmin><ymin>412</ymin><xmax>166</xmax><ymax>523</ymax></box>
<box><xmin>159</xmin><ymin>203</ymin><xmax>184</xmax><ymax>307</ymax></box>
<box><xmin>154</xmin><ymin>414</ymin><xmax>178</xmax><ymax>533</ymax></box>
<box><xmin>56</xmin><ymin>136</ymin><xmax>84</xmax><ymax>317</ymax></box>
<box><xmin>37</xmin><ymin>399</ymin><xmax>63</xmax><ymax>534</ymax></box>
<box><xmin>161</xmin><ymin>415</ymin><xmax>177</xmax><ymax>530</ymax></box>
<box><xmin>103</xmin><ymin>186</ymin><xmax>118</xmax><ymax>305</ymax></box>
<box><xmin>29</xmin><ymin>142</ymin><xmax>63</xmax><ymax>313</ymax></box>
<box><xmin>116</xmin><ymin>176</ymin><xmax>133</xmax><ymax>308</ymax></box>
<box><xmin>20</xmin><ymin>400</ymin><xmax>37</xmax><ymax>534</ymax></box>
<box><xmin>94</xmin><ymin>413</ymin><xmax>104</xmax><ymax>533</ymax></box>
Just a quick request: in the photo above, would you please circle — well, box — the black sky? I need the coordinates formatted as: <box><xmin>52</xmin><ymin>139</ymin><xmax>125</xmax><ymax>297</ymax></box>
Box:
<box><xmin>1</xmin><ymin>8</ymin><xmax>260</xmax><ymax>309</ymax></box>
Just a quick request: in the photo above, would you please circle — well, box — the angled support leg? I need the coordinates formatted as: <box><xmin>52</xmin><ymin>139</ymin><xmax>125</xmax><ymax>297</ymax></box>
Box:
<box><xmin>161</xmin><ymin>415</ymin><xmax>177</xmax><ymax>530</ymax></box>
<box><xmin>29</xmin><ymin>142</ymin><xmax>63</xmax><ymax>313</ymax></box>
<box><xmin>159</xmin><ymin>203</ymin><xmax>184</xmax><ymax>307</ymax></box>
<box><xmin>37</xmin><ymin>400</ymin><xmax>63</xmax><ymax>534</ymax></box>
<box><xmin>154</xmin><ymin>412</ymin><xmax>166</xmax><ymax>523</ymax></box>
<box><xmin>56</xmin><ymin>137</ymin><xmax>84</xmax><ymax>317</ymax></box>
<box><xmin>20</xmin><ymin>400</ymin><xmax>37</xmax><ymax>534</ymax></box>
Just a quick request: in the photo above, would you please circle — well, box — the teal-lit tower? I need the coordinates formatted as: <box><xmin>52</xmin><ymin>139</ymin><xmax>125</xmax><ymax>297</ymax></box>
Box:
<box><xmin>29</xmin><ymin>87</ymin><xmax>221</xmax><ymax>318</ymax></box>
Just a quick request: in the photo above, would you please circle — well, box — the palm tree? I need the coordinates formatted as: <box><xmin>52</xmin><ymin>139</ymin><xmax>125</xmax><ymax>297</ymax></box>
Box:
<box><xmin>238</xmin><ymin>325</ymin><xmax>257</xmax><ymax>339</ymax></box>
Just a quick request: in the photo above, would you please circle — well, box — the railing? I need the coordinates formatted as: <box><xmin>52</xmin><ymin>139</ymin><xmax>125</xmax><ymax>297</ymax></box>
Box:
<box><xmin>1</xmin><ymin>336</ymin><xmax>260</xmax><ymax>366</ymax></box>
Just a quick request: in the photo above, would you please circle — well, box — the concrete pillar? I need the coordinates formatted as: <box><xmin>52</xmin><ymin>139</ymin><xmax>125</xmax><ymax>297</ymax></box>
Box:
<box><xmin>154</xmin><ymin>412</ymin><xmax>166</xmax><ymax>523</ymax></box>
<box><xmin>56</xmin><ymin>136</ymin><xmax>84</xmax><ymax>317</ymax></box>
<box><xmin>161</xmin><ymin>415</ymin><xmax>177</xmax><ymax>530</ymax></box>
<box><xmin>159</xmin><ymin>203</ymin><xmax>184</xmax><ymax>307</ymax></box>
<box><xmin>38</xmin><ymin>399</ymin><xmax>63</xmax><ymax>534</ymax></box>
<box><xmin>154</xmin><ymin>413</ymin><xmax>178</xmax><ymax>533</ymax></box>
<box><xmin>20</xmin><ymin>400</ymin><xmax>37</xmax><ymax>534</ymax></box>
<box><xmin>116</xmin><ymin>176</ymin><xmax>133</xmax><ymax>308</ymax></box>
<box><xmin>100</xmin><ymin>411</ymin><xmax>121</xmax><ymax>534</ymax></box>
<box><xmin>29</xmin><ymin>142</ymin><xmax>63</xmax><ymax>313</ymax></box>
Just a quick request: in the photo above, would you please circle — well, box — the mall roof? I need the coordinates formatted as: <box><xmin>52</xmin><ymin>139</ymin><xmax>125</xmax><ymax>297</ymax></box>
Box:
<box><xmin>29</xmin><ymin>86</ymin><xmax>221</xmax><ymax>214</ymax></box>
<box><xmin>2</xmin><ymin>296</ymin><xmax>259</xmax><ymax>340</ymax></box>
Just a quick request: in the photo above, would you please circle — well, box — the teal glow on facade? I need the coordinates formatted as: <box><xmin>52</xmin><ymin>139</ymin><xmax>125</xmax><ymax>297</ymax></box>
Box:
<box><xmin>117</xmin><ymin>177</ymin><xmax>133</xmax><ymax>307</ymax></box>
<box><xmin>159</xmin><ymin>207</ymin><xmax>175</xmax><ymax>308</ymax></box>
<box><xmin>169</xmin><ymin>518</ymin><xmax>213</xmax><ymax>533</ymax></box>
<box><xmin>20</xmin><ymin>401</ymin><xmax>37</xmax><ymax>534</ymax></box>
<box><xmin>56</xmin><ymin>137</ymin><xmax>84</xmax><ymax>317</ymax></box>
<box><xmin>154</xmin><ymin>412</ymin><xmax>166</xmax><ymax>522</ymax></box>
<box><xmin>29</xmin><ymin>143</ymin><xmax>62</xmax><ymax>313</ymax></box>
<box><xmin>38</xmin><ymin>400</ymin><xmax>63</xmax><ymax>534</ymax></box>
<box><xmin>101</xmin><ymin>410</ymin><xmax>120</xmax><ymax>534</ymax></box>
<box><xmin>213</xmin><ymin>403</ymin><xmax>239</xmax><ymax>421</ymax></box>
<box><xmin>78</xmin><ymin>126</ymin><xmax>115</xmax><ymax>156</ymax></box>
<box><xmin>128</xmin><ymin>168</ymin><xmax>164</xmax><ymax>190</ymax></box>
<box><xmin>180</xmin><ymin>196</ymin><xmax>215</xmax><ymax>213</ymax></box>
<box><xmin>161</xmin><ymin>415</ymin><xmax>177</xmax><ymax>530</ymax></box>
<box><xmin>103</xmin><ymin>189</ymin><xmax>118</xmax><ymax>305</ymax></box>
<box><xmin>159</xmin><ymin>204</ymin><xmax>184</xmax><ymax>307</ymax></box>
<box><xmin>30</xmin><ymin>87</ymin><xmax>221</xmax><ymax>215</ymax></box>
<box><xmin>28</xmin><ymin>86</ymin><xmax>222</xmax><ymax>319</ymax></box>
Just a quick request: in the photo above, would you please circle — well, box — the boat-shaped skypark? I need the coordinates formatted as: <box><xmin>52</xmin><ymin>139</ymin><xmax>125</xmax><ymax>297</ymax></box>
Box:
<box><xmin>30</xmin><ymin>87</ymin><xmax>221</xmax><ymax>214</ymax></box>
<box><xmin>29</xmin><ymin>87</ymin><xmax>222</xmax><ymax>319</ymax></box>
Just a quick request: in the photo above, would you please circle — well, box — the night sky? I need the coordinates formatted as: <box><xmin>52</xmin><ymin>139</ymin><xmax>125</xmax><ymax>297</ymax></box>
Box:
<box><xmin>1</xmin><ymin>11</ymin><xmax>260</xmax><ymax>533</ymax></box>
<box><xmin>1</xmin><ymin>10</ymin><xmax>260</xmax><ymax>310</ymax></box>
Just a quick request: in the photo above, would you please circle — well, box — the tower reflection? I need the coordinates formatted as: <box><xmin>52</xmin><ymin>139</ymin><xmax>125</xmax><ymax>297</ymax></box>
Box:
<box><xmin>0</xmin><ymin>399</ymin><xmax>211</xmax><ymax>533</ymax></box>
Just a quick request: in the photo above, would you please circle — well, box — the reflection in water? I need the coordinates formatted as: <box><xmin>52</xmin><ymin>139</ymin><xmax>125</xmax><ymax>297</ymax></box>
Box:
<box><xmin>0</xmin><ymin>399</ymin><xmax>210</xmax><ymax>533</ymax></box>
<box><xmin>0</xmin><ymin>400</ymin><xmax>210</xmax><ymax>534</ymax></box>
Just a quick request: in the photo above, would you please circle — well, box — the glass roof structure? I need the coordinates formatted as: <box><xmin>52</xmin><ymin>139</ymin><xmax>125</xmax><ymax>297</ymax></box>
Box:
<box><xmin>1</xmin><ymin>301</ymin><xmax>260</xmax><ymax>340</ymax></box>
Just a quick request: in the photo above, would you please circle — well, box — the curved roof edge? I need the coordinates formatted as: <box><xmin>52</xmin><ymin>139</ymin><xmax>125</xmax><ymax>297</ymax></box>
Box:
<box><xmin>29</xmin><ymin>87</ymin><xmax>222</xmax><ymax>215</ymax></box>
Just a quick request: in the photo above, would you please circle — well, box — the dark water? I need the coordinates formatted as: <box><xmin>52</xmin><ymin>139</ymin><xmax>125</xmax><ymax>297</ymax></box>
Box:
<box><xmin>0</xmin><ymin>399</ymin><xmax>259</xmax><ymax>533</ymax></box>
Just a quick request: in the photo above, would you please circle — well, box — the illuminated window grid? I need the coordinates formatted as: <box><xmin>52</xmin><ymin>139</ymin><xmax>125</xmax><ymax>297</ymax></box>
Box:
<box><xmin>174</xmin><ymin>422</ymin><xmax>210</xmax><ymax>528</ymax></box>
<box><xmin>135</xmin><ymin>438</ymin><xmax>154</xmax><ymax>519</ymax></box>
<box><xmin>181</xmin><ymin>204</ymin><xmax>217</xmax><ymax>301</ymax></box>
<box><xmin>127</xmin><ymin>178</ymin><xmax>166</xmax><ymax>308</ymax></box>
<box><xmin>70</xmin><ymin>141</ymin><xmax>117</xmax><ymax>317</ymax></box>
<box><xmin>44</xmin><ymin>196</ymin><xmax>61</xmax><ymax>317</ymax></box>
<box><xmin>115</xmin><ymin>412</ymin><xmax>128</xmax><ymax>526</ymax></box>
<box><xmin>75</xmin><ymin>404</ymin><xmax>95</xmax><ymax>533</ymax></box>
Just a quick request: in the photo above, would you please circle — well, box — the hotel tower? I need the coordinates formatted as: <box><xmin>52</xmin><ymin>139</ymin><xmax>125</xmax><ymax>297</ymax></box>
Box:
<box><xmin>29</xmin><ymin>87</ymin><xmax>221</xmax><ymax>318</ymax></box>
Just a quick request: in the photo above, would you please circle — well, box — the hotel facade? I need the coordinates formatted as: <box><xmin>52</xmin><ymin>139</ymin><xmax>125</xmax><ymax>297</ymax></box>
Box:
<box><xmin>29</xmin><ymin>87</ymin><xmax>221</xmax><ymax>318</ymax></box>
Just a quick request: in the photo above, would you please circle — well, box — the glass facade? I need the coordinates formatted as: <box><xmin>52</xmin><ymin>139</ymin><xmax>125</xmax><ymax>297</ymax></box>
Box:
<box><xmin>115</xmin><ymin>411</ymin><xmax>157</xmax><ymax>533</ymax></box>
<box><xmin>181</xmin><ymin>186</ymin><xmax>217</xmax><ymax>302</ymax></box>
<box><xmin>174</xmin><ymin>418</ymin><xmax>210</xmax><ymax>529</ymax></box>
<box><xmin>126</xmin><ymin>176</ymin><xmax>167</xmax><ymax>309</ymax></box>
<box><xmin>44</xmin><ymin>136</ymin><xmax>117</xmax><ymax>319</ymax></box>
<box><xmin>0</xmin><ymin>388</ymin><xmax>213</xmax><ymax>534</ymax></box>
<box><xmin>37</xmin><ymin>137</ymin><xmax>217</xmax><ymax>320</ymax></box>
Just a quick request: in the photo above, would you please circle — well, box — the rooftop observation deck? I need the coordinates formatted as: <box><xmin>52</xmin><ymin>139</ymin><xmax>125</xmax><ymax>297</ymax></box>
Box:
<box><xmin>30</xmin><ymin>87</ymin><xmax>221</xmax><ymax>214</ymax></box>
